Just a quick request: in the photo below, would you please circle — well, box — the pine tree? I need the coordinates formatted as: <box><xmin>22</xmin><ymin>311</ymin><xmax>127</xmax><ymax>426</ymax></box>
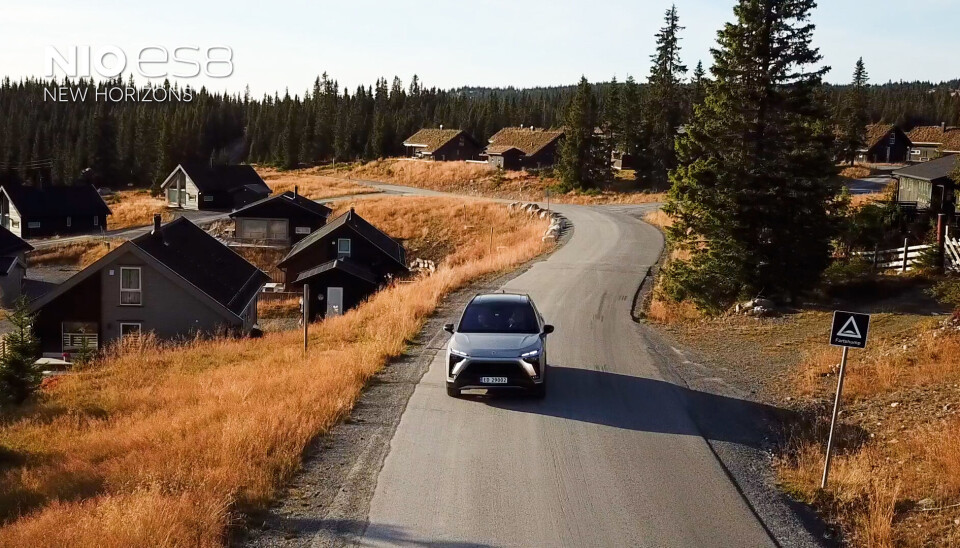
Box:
<box><xmin>662</xmin><ymin>0</ymin><xmax>839</xmax><ymax>313</ymax></box>
<box><xmin>690</xmin><ymin>61</ymin><xmax>707</xmax><ymax>112</ymax></box>
<box><xmin>557</xmin><ymin>77</ymin><xmax>610</xmax><ymax>190</ymax></box>
<box><xmin>620</xmin><ymin>76</ymin><xmax>652</xmax><ymax>179</ymax></box>
<box><xmin>839</xmin><ymin>58</ymin><xmax>870</xmax><ymax>165</ymax></box>
<box><xmin>0</xmin><ymin>298</ymin><xmax>41</xmax><ymax>405</ymax></box>
<box><xmin>639</xmin><ymin>4</ymin><xmax>687</xmax><ymax>188</ymax></box>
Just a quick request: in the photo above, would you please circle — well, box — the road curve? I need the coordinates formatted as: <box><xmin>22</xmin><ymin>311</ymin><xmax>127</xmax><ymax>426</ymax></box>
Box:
<box><xmin>358</xmin><ymin>204</ymin><xmax>774</xmax><ymax>547</ymax></box>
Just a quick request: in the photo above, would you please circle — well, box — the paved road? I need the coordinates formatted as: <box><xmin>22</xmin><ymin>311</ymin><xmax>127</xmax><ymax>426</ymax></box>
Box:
<box><xmin>27</xmin><ymin>209</ymin><xmax>228</xmax><ymax>249</ymax></box>
<box><xmin>358</xmin><ymin>204</ymin><xmax>774</xmax><ymax>547</ymax></box>
<box><xmin>846</xmin><ymin>176</ymin><xmax>892</xmax><ymax>195</ymax></box>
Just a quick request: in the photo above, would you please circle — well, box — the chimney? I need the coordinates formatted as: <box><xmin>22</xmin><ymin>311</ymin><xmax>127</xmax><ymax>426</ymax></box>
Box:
<box><xmin>943</xmin><ymin>122</ymin><xmax>948</xmax><ymax>132</ymax></box>
<box><xmin>294</xmin><ymin>185</ymin><xmax>299</xmax><ymax>198</ymax></box>
<box><xmin>152</xmin><ymin>214</ymin><xmax>162</xmax><ymax>234</ymax></box>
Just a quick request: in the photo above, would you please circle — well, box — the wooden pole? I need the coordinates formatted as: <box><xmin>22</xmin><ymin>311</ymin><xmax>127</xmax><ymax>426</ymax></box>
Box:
<box><xmin>303</xmin><ymin>284</ymin><xmax>310</xmax><ymax>354</ymax></box>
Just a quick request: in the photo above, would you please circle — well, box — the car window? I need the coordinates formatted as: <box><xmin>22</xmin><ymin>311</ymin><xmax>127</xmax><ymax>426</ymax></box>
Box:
<box><xmin>458</xmin><ymin>301</ymin><xmax>540</xmax><ymax>334</ymax></box>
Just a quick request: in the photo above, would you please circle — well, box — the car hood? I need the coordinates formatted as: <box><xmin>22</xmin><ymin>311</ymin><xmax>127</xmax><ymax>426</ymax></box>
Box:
<box><xmin>451</xmin><ymin>332</ymin><xmax>540</xmax><ymax>358</ymax></box>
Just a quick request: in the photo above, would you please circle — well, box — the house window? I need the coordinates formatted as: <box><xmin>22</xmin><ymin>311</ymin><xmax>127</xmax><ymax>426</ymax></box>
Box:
<box><xmin>295</xmin><ymin>226</ymin><xmax>312</xmax><ymax>235</ymax></box>
<box><xmin>203</xmin><ymin>195</ymin><xmax>213</xmax><ymax>202</ymax></box>
<box><xmin>66</xmin><ymin>216</ymin><xmax>72</xmax><ymax>227</ymax></box>
<box><xmin>120</xmin><ymin>267</ymin><xmax>142</xmax><ymax>305</ymax></box>
<box><xmin>911</xmin><ymin>149</ymin><xmax>921</xmax><ymax>155</ymax></box>
<box><xmin>167</xmin><ymin>188</ymin><xmax>179</xmax><ymax>204</ymax></box>
<box><xmin>93</xmin><ymin>216</ymin><xmax>99</xmax><ymax>226</ymax></box>
<box><xmin>337</xmin><ymin>238</ymin><xmax>351</xmax><ymax>259</ymax></box>
<box><xmin>889</xmin><ymin>134</ymin><xmax>896</xmax><ymax>145</ymax></box>
<box><xmin>62</xmin><ymin>321</ymin><xmax>98</xmax><ymax>352</ymax></box>
<box><xmin>119</xmin><ymin>323</ymin><xmax>142</xmax><ymax>339</ymax></box>
<box><xmin>27</xmin><ymin>221</ymin><xmax>40</xmax><ymax>229</ymax></box>
<box><xmin>12</xmin><ymin>220</ymin><xmax>19</xmax><ymax>229</ymax></box>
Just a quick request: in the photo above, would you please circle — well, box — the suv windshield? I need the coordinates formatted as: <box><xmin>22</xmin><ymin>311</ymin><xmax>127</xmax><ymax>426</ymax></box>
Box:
<box><xmin>458</xmin><ymin>300</ymin><xmax>539</xmax><ymax>334</ymax></box>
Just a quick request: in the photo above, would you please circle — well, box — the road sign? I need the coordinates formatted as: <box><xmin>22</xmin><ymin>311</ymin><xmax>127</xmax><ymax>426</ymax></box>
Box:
<box><xmin>829</xmin><ymin>311</ymin><xmax>870</xmax><ymax>349</ymax></box>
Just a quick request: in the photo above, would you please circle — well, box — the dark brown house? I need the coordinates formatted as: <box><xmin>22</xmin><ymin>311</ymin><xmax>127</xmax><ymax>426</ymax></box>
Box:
<box><xmin>403</xmin><ymin>128</ymin><xmax>482</xmax><ymax>161</ymax></box>
<box><xmin>277</xmin><ymin>208</ymin><xmax>407</xmax><ymax>320</ymax></box>
<box><xmin>160</xmin><ymin>163</ymin><xmax>271</xmax><ymax>211</ymax></box>
<box><xmin>856</xmin><ymin>124</ymin><xmax>912</xmax><ymax>164</ymax></box>
<box><xmin>907</xmin><ymin>124</ymin><xmax>960</xmax><ymax>163</ymax></box>
<box><xmin>893</xmin><ymin>154</ymin><xmax>960</xmax><ymax>214</ymax></box>
<box><xmin>0</xmin><ymin>225</ymin><xmax>32</xmax><ymax>308</ymax></box>
<box><xmin>0</xmin><ymin>183</ymin><xmax>111</xmax><ymax>239</ymax></box>
<box><xmin>28</xmin><ymin>216</ymin><xmax>269</xmax><ymax>357</ymax></box>
<box><xmin>483</xmin><ymin>128</ymin><xmax>565</xmax><ymax>170</ymax></box>
<box><xmin>229</xmin><ymin>188</ymin><xmax>332</xmax><ymax>245</ymax></box>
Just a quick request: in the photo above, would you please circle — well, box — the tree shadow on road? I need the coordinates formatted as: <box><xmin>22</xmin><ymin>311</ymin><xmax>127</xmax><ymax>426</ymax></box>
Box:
<box><xmin>475</xmin><ymin>366</ymin><xmax>864</xmax><ymax>451</ymax></box>
<box><xmin>243</xmin><ymin>516</ymin><xmax>498</xmax><ymax>547</ymax></box>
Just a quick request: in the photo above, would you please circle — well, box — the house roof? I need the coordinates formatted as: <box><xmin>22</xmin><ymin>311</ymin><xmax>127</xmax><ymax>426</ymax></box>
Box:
<box><xmin>863</xmin><ymin>124</ymin><xmax>898</xmax><ymax>150</ymax></box>
<box><xmin>1</xmin><ymin>183</ymin><xmax>111</xmax><ymax>218</ymax></box>
<box><xmin>402</xmin><ymin>129</ymin><xmax>474</xmax><ymax>153</ymax></box>
<box><xmin>170</xmin><ymin>163</ymin><xmax>271</xmax><ymax>195</ymax></box>
<box><xmin>131</xmin><ymin>218</ymin><xmax>270</xmax><ymax>315</ymax></box>
<box><xmin>893</xmin><ymin>154</ymin><xmax>960</xmax><ymax>182</ymax></box>
<box><xmin>0</xmin><ymin>224</ymin><xmax>33</xmax><ymax>256</ymax></box>
<box><xmin>279</xmin><ymin>208</ymin><xmax>405</xmax><ymax>269</ymax></box>
<box><xmin>485</xmin><ymin>145</ymin><xmax>523</xmax><ymax>156</ymax></box>
<box><xmin>907</xmin><ymin>126</ymin><xmax>960</xmax><ymax>150</ymax></box>
<box><xmin>486</xmin><ymin>128</ymin><xmax>565</xmax><ymax>157</ymax></box>
<box><xmin>293</xmin><ymin>259</ymin><xmax>378</xmax><ymax>285</ymax></box>
<box><xmin>229</xmin><ymin>191</ymin><xmax>332</xmax><ymax>219</ymax></box>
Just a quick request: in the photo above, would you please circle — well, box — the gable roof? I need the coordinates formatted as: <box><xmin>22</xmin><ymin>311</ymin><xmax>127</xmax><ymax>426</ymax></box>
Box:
<box><xmin>167</xmin><ymin>163</ymin><xmax>271</xmax><ymax>195</ymax></box>
<box><xmin>486</xmin><ymin>128</ymin><xmax>565</xmax><ymax>157</ymax></box>
<box><xmin>1</xmin><ymin>183</ymin><xmax>111</xmax><ymax>218</ymax></box>
<box><xmin>863</xmin><ymin>123</ymin><xmax>899</xmax><ymax>150</ymax></box>
<box><xmin>403</xmin><ymin>129</ymin><xmax>475</xmax><ymax>153</ymax></box>
<box><xmin>279</xmin><ymin>208</ymin><xmax>405</xmax><ymax>268</ymax></box>
<box><xmin>0</xmin><ymin>224</ymin><xmax>33</xmax><ymax>256</ymax></box>
<box><xmin>907</xmin><ymin>126</ymin><xmax>960</xmax><ymax>150</ymax></box>
<box><xmin>293</xmin><ymin>259</ymin><xmax>378</xmax><ymax>285</ymax></box>
<box><xmin>28</xmin><ymin>218</ymin><xmax>269</xmax><ymax>320</ymax></box>
<box><xmin>485</xmin><ymin>145</ymin><xmax>523</xmax><ymax>156</ymax></box>
<box><xmin>131</xmin><ymin>218</ymin><xmax>270</xmax><ymax>315</ymax></box>
<box><xmin>893</xmin><ymin>154</ymin><xmax>960</xmax><ymax>182</ymax></box>
<box><xmin>229</xmin><ymin>191</ymin><xmax>332</xmax><ymax>219</ymax></box>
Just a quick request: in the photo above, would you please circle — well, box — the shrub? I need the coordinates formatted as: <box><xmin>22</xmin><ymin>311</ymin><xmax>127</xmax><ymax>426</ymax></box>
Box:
<box><xmin>0</xmin><ymin>298</ymin><xmax>41</xmax><ymax>405</ymax></box>
<box><xmin>930</xmin><ymin>277</ymin><xmax>960</xmax><ymax>316</ymax></box>
<box><xmin>821</xmin><ymin>256</ymin><xmax>875</xmax><ymax>286</ymax></box>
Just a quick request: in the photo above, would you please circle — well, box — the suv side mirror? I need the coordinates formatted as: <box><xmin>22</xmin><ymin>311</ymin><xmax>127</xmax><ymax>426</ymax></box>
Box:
<box><xmin>443</xmin><ymin>323</ymin><xmax>455</xmax><ymax>334</ymax></box>
<box><xmin>543</xmin><ymin>324</ymin><xmax>555</xmax><ymax>335</ymax></box>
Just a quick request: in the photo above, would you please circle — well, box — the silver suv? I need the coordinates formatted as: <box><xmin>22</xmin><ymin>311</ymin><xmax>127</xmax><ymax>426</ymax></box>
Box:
<box><xmin>443</xmin><ymin>293</ymin><xmax>554</xmax><ymax>398</ymax></box>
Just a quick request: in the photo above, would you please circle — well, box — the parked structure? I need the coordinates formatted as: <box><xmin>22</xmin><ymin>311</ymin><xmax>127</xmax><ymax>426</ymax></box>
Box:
<box><xmin>402</xmin><ymin>128</ymin><xmax>482</xmax><ymax>161</ymax></box>
<box><xmin>229</xmin><ymin>188</ymin><xmax>332</xmax><ymax>245</ymax></box>
<box><xmin>28</xmin><ymin>216</ymin><xmax>269</xmax><ymax>356</ymax></box>
<box><xmin>0</xmin><ymin>225</ymin><xmax>33</xmax><ymax>307</ymax></box>
<box><xmin>893</xmin><ymin>154</ymin><xmax>959</xmax><ymax>214</ymax></box>
<box><xmin>856</xmin><ymin>124</ymin><xmax>912</xmax><ymax>164</ymax></box>
<box><xmin>483</xmin><ymin>127</ymin><xmax>565</xmax><ymax>170</ymax></box>
<box><xmin>160</xmin><ymin>163</ymin><xmax>271</xmax><ymax>211</ymax></box>
<box><xmin>907</xmin><ymin>124</ymin><xmax>960</xmax><ymax>163</ymax></box>
<box><xmin>0</xmin><ymin>183</ymin><xmax>110</xmax><ymax>239</ymax></box>
<box><xmin>277</xmin><ymin>208</ymin><xmax>407</xmax><ymax>320</ymax></box>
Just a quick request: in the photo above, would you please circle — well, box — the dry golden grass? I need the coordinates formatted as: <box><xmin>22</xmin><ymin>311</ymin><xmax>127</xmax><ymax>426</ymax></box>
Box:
<box><xmin>840</xmin><ymin>166</ymin><xmax>872</xmax><ymax>180</ymax></box>
<box><xmin>642</xmin><ymin>209</ymin><xmax>673</xmax><ymax>230</ymax></box>
<box><xmin>0</xmin><ymin>198</ymin><xmax>551</xmax><ymax>546</ymax></box>
<box><xmin>27</xmin><ymin>240</ymin><xmax>117</xmax><ymax>268</ymax></box>
<box><xmin>258</xmin><ymin>295</ymin><xmax>300</xmax><ymax>319</ymax></box>
<box><xmin>327</xmin><ymin>159</ymin><xmax>666</xmax><ymax>205</ymax></box>
<box><xmin>779</xmin><ymin>323</ymin><xmax>960</xmax><ymax>546</ymax></box>
<box><xmin>104</xmin><ymin>190</ymin><xmax>170</xmax><ymax>230</ymax></box>
<box><xmin>257</xmin><ymin>166</ymin><xmax>378</xmax><ymax>200</ymax></box>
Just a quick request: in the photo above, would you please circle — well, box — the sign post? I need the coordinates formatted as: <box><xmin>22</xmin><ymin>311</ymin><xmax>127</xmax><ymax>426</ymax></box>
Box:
<box><xmin>545</xmin><ymin>188</ymin><xmax>551</xmax><ymax>212</ymax></box>
<box><xmin>303</xmin><ymin>284</ymin><xmax>310</xmax><ymax>355</ymax></box>
<box><xmin>822</xmin><ymin>311</ymin><xmax>871</xmax><ymax>488</ymax></box>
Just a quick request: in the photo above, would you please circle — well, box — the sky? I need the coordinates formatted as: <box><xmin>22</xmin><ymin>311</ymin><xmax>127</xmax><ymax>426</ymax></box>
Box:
<box><xmin>2</xmin><ymin>0</ymin><xmax>958</xmax><ymax>97</ymax></box>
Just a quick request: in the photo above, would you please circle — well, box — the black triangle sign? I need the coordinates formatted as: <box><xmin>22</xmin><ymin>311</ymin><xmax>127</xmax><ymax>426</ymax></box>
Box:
<box><xmin>830</xmin><ymin>311</ymin><xmax>870</xmax><ymax>349</ymax></box>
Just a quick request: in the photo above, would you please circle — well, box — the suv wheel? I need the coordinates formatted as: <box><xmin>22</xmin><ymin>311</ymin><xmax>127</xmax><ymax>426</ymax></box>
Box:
<box><xmin>529</xmin><ymin>382</ymin><xmax>545</xmax><ymax>399</ymax></box>
<box><xmin>446</xmin><ymin>384</ymin><xmax>460</xmax><ymax>397</ymax></box>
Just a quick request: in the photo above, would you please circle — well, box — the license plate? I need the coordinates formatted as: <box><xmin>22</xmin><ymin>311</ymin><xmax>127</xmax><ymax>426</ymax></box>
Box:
<box><xmin>480</xmin><ymin>376</ymin><xmax>508</xmax><ymax>384</ymax></box>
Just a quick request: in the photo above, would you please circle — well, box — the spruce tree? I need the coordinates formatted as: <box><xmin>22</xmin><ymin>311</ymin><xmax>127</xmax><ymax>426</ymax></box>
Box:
<box><xmin>0</xmin><ymin>298</ymin><xmax>41</xmax><ymax>405</ymax></box>
<box><xmin>639</xmin><ymin>4</ymin><xmax>687</xmax><ymax>188</ymax></box>
<box><xmin>839</xmin><ymin>58</ymin><xmax>870</xmax><ymax>165</ymax></box>
<box><xmin>662</xmin><ymin>0</ymin><xmax>839</xmax><ymax>313</ymax></box>
<box><xmin>690</xmin><ymin>61</ymin><xmax>707</xmax><ymax>112</ymax></box>
<box><xmin>557</xmin><ymin>77</ymin><xmax>609</xmax><ymax>190</ymax></box>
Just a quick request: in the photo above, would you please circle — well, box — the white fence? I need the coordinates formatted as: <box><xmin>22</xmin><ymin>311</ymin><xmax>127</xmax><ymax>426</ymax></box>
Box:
<box><xmin>854</xmin><ymin>238</ymin><xmax>932</xmax><ymax>272</ymax></box>
<box><xmin>945</xmin><ymin>227</ymin><xmax>960</xmax><ymax>272</ymax></box>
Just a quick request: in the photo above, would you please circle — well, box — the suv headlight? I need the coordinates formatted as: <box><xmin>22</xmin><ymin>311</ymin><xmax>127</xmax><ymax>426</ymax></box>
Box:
<box><xmin>520</xmin><ymin>349</ymin><xmax>540</xmax><ymax>358</ymax></box>
<box><xmin>450</xmin><ymin>348</ymin><xmax>468</xmax><ymax>358</ymax></box>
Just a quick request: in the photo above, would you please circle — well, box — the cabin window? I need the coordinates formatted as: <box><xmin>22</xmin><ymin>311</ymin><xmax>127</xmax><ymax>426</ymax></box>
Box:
<box><xmin>27</xmin><ymin>221</ymin><xmax>40</xmax><ymax>229</ymax></box>
<box><xmin>337</xmin><ymin>238</ymin><xmax>351</xmax><ymax>259</ymax></box>
<box><xmin>120</xmin><ymin>323</ymin><xmax>142</xmax><ymax>339</ymax></box>
<box><xmin>295</xmin><ymin>226</ymin><xmax>311</xmax><ymax>235</ymax></box>
<box><xmin>66</xmin><ymin>216</ymin><xmax>72</xmax><ymax>227</ymax></box>
<box><xmin>93</xmin><ymin>216</ymin><xmax>99</xmax><ymax>226</ymax></box>
<box><xmin>120</xmin><ymin>267</ymin><xmax>142</xmax><ymax>305</ymax></box>
<box><xmin>11</xmin><ymin>220</ymin><xmax>19</xmax><ymax>229</ymax></box>
<box><xmin>889</xmin><ymin>134</ymin><xmax>896</xmax><ymax>145</ymax></box>
<box><xmin>911</xmin><ymin>149</ymin><xmax>921</xmax><ymax>155</ymax></box>
<box><xmin>167</xmin><ymin>188</ymin><xmax>179</xmax><ymax>204</ymax></box>
<box><xmin>203</xmin><ymin>195</ymin><xmax>213</xmax><ymax>203</ymax></box>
